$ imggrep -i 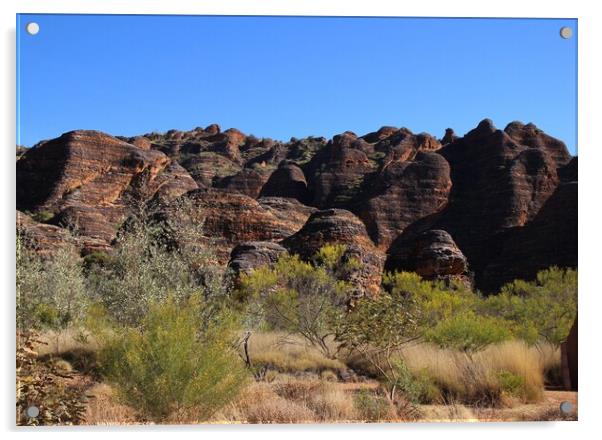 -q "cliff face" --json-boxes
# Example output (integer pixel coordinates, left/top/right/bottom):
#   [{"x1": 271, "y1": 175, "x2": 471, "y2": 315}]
[{"x1": 16, "y1": 119, "x2": 577, "y2": 293}]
